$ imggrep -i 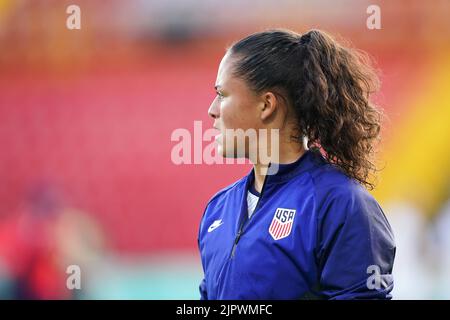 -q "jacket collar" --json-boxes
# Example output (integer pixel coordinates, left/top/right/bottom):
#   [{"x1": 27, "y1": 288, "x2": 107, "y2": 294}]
[{"x1": 245, "y1": 149, "x2": 325, "y2": 186}]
